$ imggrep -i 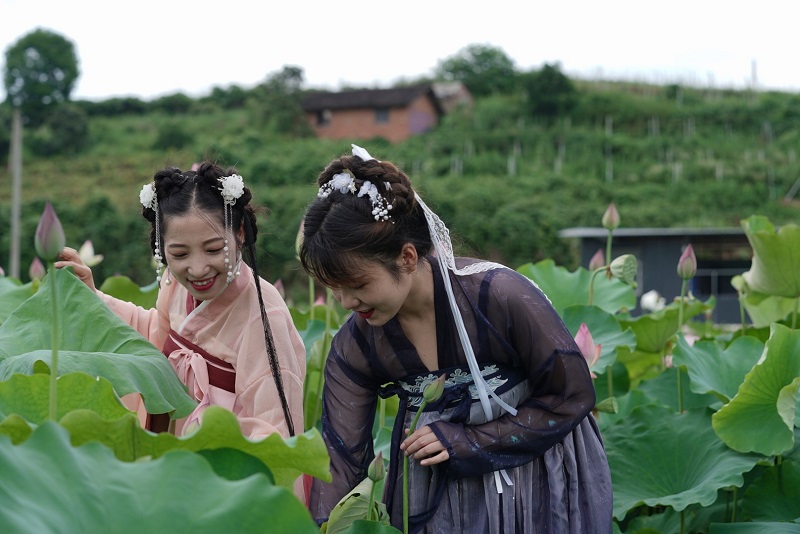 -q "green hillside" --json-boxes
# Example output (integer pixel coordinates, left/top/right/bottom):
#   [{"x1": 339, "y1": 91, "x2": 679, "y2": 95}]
[{"x1": 2, "y1": 78, "x2": 799, "y2": 304}]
